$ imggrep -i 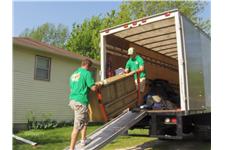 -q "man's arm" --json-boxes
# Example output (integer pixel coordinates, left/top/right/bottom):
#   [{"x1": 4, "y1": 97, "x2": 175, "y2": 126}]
[
  {"x1": 90, "y1": 85, "x2": 98, "y2": 92},
  {"x1": 124, "y1": 68, "x2": 129, "y2": 73},
  {"x1": 90, "y1": 83, "x2": 103, "y2": 91},
  {"x1": 86, "y1": 72, "x2": 102, "y2": 92},
  {"x1": 125, "y1": 61, "x2": 130, "y2": 73},
  {"x1": 136, "y1": 66, "x2": 144, "y2": 73},
  {"x1": 86, "y1": 72, "x2": 97, "y2": 91},
  {"x1": 136, "y1": 56, "x2": 144, "y2": 73}
]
